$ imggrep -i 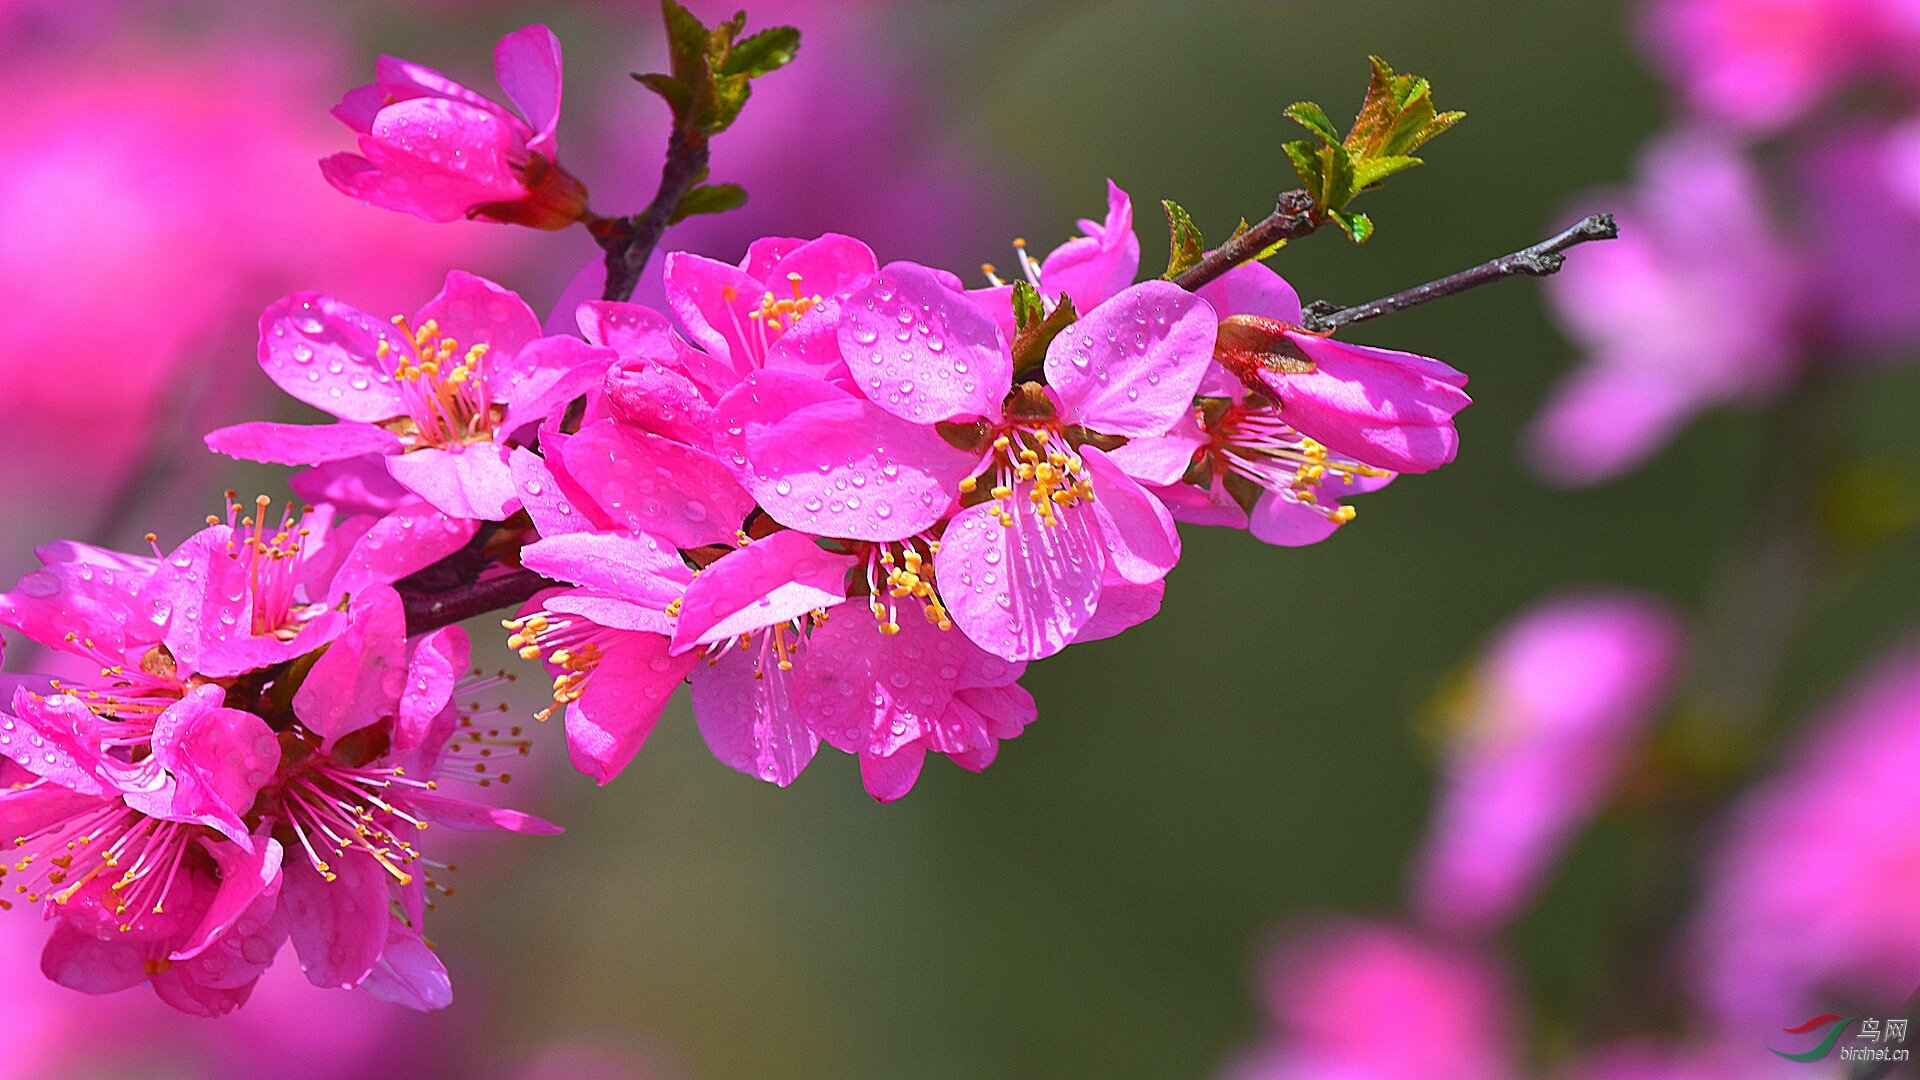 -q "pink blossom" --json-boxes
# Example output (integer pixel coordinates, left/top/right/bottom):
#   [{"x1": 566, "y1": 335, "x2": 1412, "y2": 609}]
[
  {"x1": 206, "y1": 272, "x2": 615, "y2": 520},
  {"x1": 1689, "y1": 636, "x2": 1920, "y2": 1027},
  {"x1": 1802, "y1": 118, "x2": 1920, "y2": 359},
  {"x1": 1410, "y1": 593, "x2": 1686, "y2": 935},
  {"x1": 1221, "y1": 919, "x2": 1521, "y2": 1080},
  {"x1": 1530, "y1": 131, "x2": 1800, "y2": 486},
  {"x1": 322, "y1": 25, "x2": 589, "y2": 230}
]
